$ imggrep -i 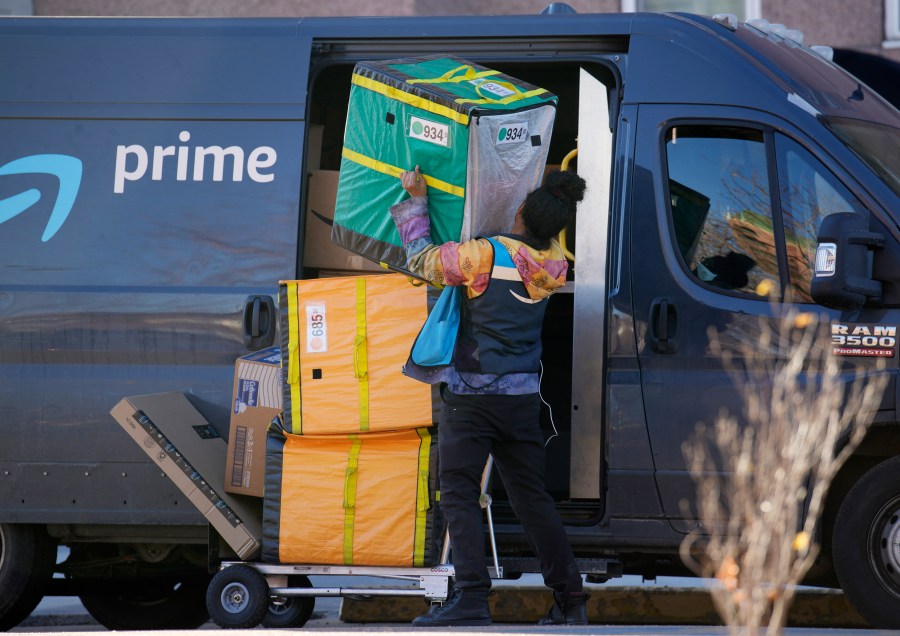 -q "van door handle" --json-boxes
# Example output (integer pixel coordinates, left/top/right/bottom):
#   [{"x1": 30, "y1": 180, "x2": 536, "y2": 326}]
[
  {"x1": 242, "y1": 295, "x2": 276, "y2": 350},
  {"x1": 649, "y1": 297, "x2": 678, "y2": 354}
]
